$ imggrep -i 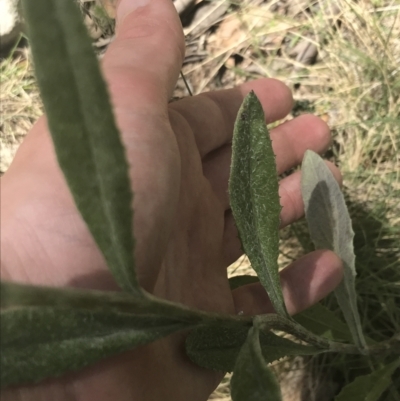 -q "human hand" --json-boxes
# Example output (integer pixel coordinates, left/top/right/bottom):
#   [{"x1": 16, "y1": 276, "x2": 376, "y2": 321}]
[{"x1": 0, "y1": 0, "x2": 343, "y2": 400}]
